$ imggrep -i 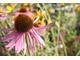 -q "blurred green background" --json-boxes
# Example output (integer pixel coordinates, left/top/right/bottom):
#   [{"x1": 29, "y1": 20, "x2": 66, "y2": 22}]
[{"x1": 0, "y1": 3, "x2": 80, "y2": 56}]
